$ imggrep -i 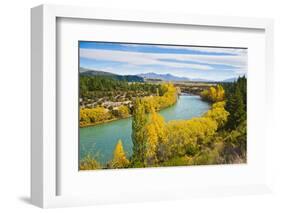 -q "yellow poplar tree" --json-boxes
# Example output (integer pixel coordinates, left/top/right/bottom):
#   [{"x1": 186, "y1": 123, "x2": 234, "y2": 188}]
[
  {"x1": 209, "y1": 87, "x2": 217, "y2": 102},
  {"x1": 200, "y1": 84, "x2": 225, "y2": 103},
  {"x1": 144, "y1": 109, "x2": 168, "y2": 166},
  {"x1": 216, "y1": 85, "x2": 225, "y2": 101},
  {"x1": 111, "y1": 139, "x2": 129, "y2": 169}
]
